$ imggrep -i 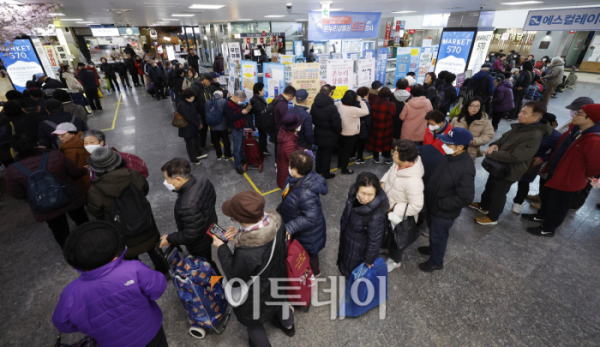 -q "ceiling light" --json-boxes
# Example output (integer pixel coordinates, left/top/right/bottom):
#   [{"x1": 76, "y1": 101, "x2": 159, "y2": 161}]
[
  {"x1": 60, "y1": 18, "x2": 84, "y2": 21},
  {"x1": 501, "y1": 1, "x2": 543, "y2": 5},
  {"x1": 265, "y1": 15, "x2": 285, "y2": 17},
  {"x1": 188, "y1": 4, "x2": 225, "y2": 9},
  {"x1": 310, "y1": 8, "x2": 343, "y2": 11},
  {"x1": 392, "y1": 11, "x2": 417, "y2": 14},
  {"x1": 76, "y1": 21, "x2": 94, "y2": 24},
  {"x1": 144, "y1": 2, "x2": 178, "y2": 6},
  {"x1": 161, "y1": 19, "x2": 180, "y2": 21},
  {"x1": 235, "y1": 19, "x2": 253, "y2": 21},
  {"x1": 172, "y1": 14, "x2": 194, "y2": 17},
  {"x1": 47, "y1": 12, "x2": 65, "y2": 16}
]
